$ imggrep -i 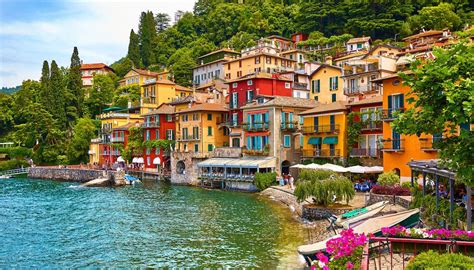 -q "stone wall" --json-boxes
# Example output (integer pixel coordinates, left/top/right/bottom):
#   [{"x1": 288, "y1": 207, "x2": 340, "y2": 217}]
[
  {"x1": 225, "y1": 181, "x2": 258, "y2": 192},
  {"x1": 170, "y1": 152, "x2": 205, "y2": 185},
  {"x1": 260, "y1": 186, "x2": 305, "y2": 216},
  {"x1": 368, "y1": 192, "x2": 412, "y2": 209},
  {"x1": 302, "y1": 205, "x2": 352, "y2": 221},
  {"x1": 28, "y1": 167, "x2": 108, "y2": 183}
]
